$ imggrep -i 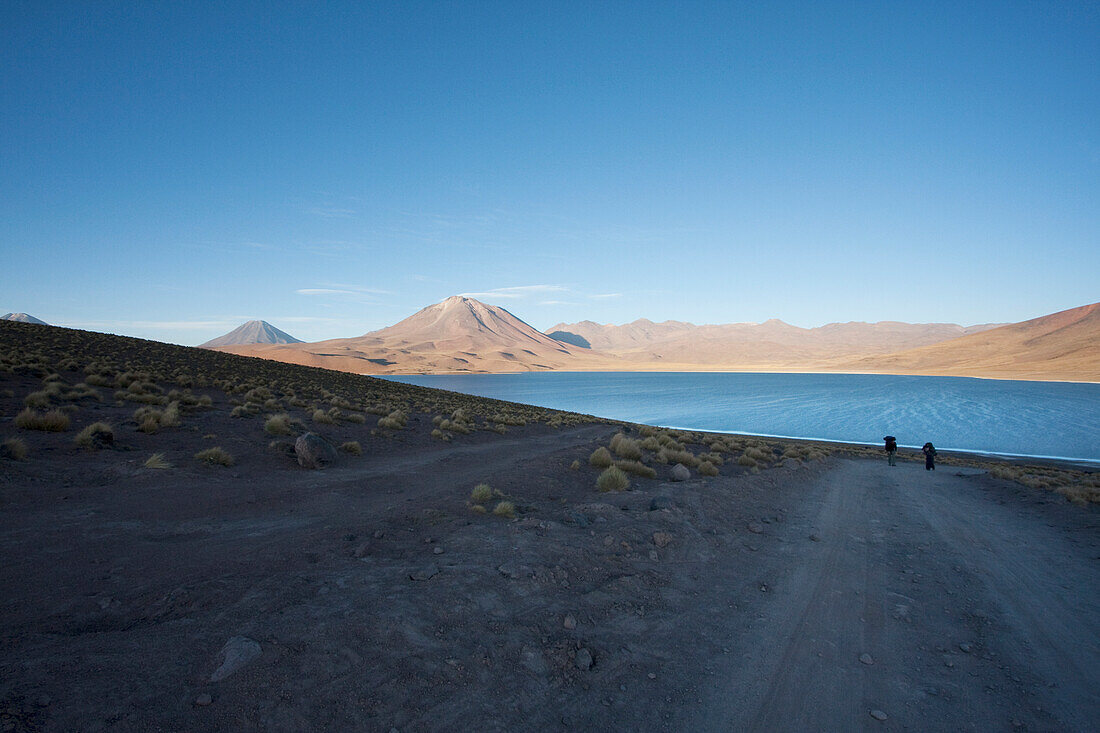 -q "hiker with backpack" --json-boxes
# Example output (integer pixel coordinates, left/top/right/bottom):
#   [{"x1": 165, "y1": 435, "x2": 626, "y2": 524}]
[
  {"x1": 922, "y1": 442, "x2": 937, "y2": 470},
  {"x1": 884, "y1": 435, "x2": 898, "y2": 466}
]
